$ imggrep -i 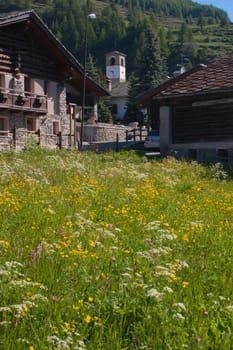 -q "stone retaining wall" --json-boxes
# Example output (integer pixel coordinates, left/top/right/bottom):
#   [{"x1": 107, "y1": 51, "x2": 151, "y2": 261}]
[{"x1": 78, "y1": 123, "x2": 132, "y2": 143}]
